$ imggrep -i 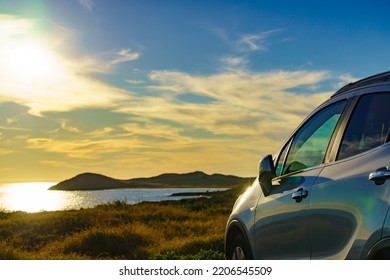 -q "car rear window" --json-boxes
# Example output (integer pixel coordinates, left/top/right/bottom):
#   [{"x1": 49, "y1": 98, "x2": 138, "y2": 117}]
[{"x1": 337, "y1": 92, "x2": 390, "y2": 160}]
